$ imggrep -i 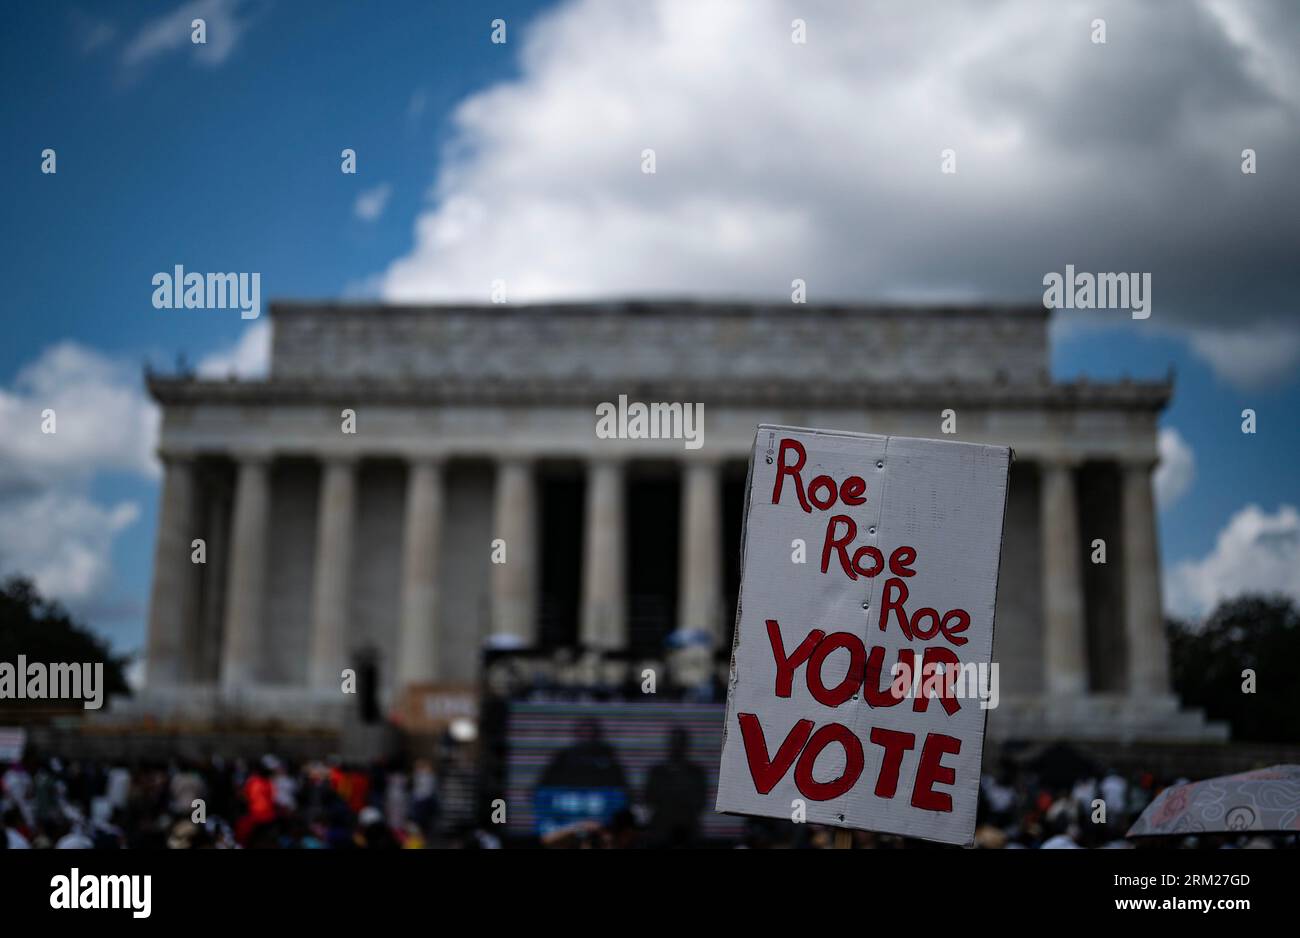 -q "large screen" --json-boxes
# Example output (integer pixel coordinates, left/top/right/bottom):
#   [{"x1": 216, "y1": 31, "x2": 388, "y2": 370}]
[{"x1": 503, "y1": 700, "x2": 746, "y2": 843}]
